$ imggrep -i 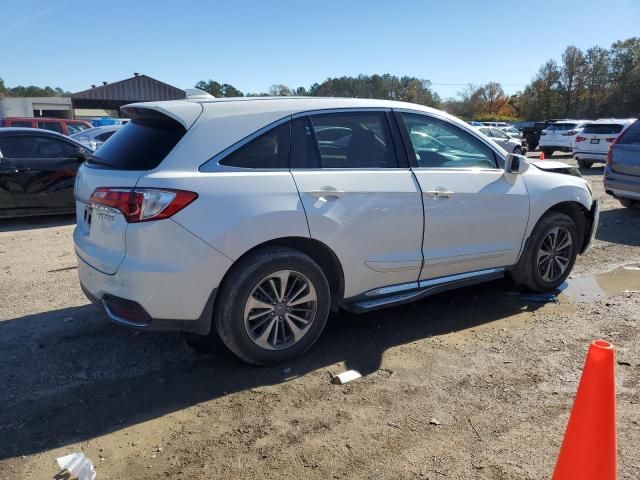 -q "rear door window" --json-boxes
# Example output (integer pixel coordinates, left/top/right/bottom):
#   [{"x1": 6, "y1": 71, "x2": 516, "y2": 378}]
[
  {"x1": 582, "y1": 124, "x2": 625, "y2": 135},
  {"x1": 0, "y1": 136, "x2": 38, "y2": 157},
  {"x1": 38, "y1": 121, "x2": 64, "y2": 134},
  {"x1": 218, "y1": 122, "x2": 290, "y2": 169},
  {"x1": 88, "y1": 114, "x2": 186, "y2": 170},
  {"x1": 66, "y1": 123, "x2": 85, "y2": 135},
  {"x1": 308, "y1": 111, "x2": 398, "y2": 168},
  {"x1": 618, "y1": 121, "x2": 640, "y2": 145}
]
